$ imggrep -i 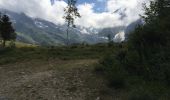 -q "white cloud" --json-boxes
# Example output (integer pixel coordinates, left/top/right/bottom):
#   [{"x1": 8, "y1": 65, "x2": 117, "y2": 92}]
[
  {"x1": 76, "y1": 3, "x2": 122, "y2": 28},
  {"x1": 0, "y1": 0, "x2": 150, "y2": 29},
  {"x1": 107, "y1": 0, "x2": 150, "y2": 26},
  {"x1": 0, "y1": 0, "x2": 67, "y2": 25}
]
